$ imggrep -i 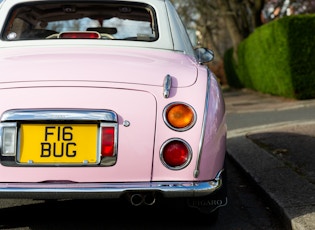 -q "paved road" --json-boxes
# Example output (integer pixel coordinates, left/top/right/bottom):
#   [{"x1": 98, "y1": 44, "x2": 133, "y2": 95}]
[{"x1": 224, "y1": 88, "x2": 315, "y2": 230}]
